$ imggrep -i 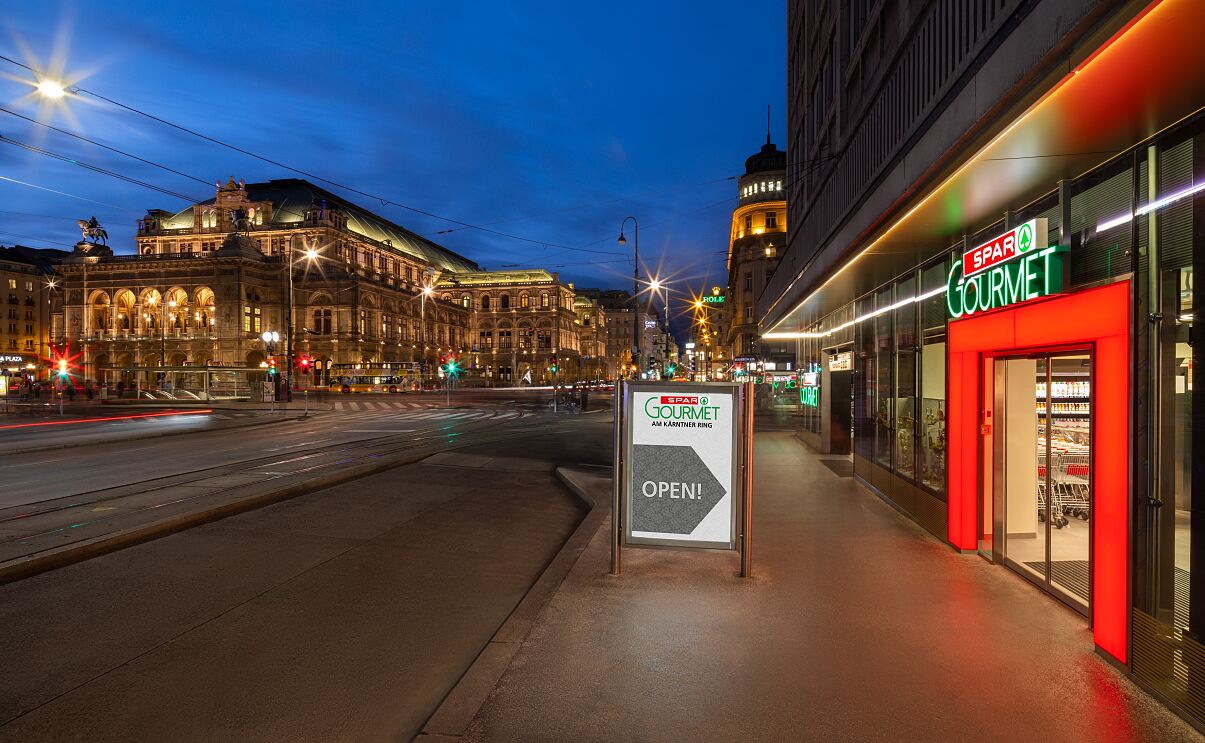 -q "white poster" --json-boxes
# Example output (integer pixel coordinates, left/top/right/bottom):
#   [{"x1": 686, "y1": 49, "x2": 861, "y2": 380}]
[{"x1": 627, "y1": 386, "x2": 737, "y2": 548}]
